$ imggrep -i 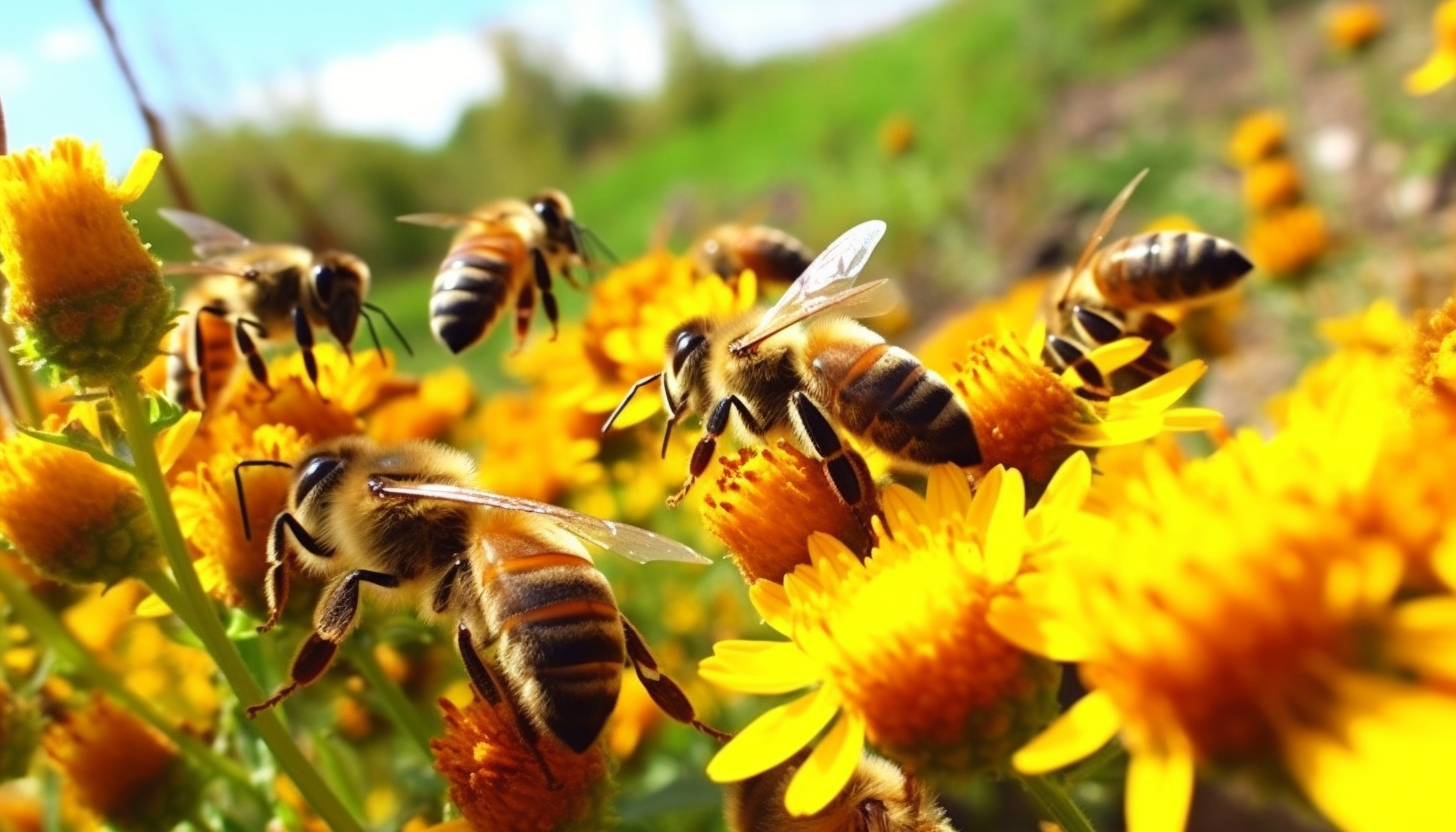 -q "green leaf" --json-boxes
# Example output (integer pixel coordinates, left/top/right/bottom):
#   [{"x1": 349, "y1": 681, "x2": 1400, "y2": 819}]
[
  {"x1": 13, "y1": 421, "x2": 133, "y2": 473},
  {"x1": 148, "y1": 391, "x2": 186, "y2": 431}
]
